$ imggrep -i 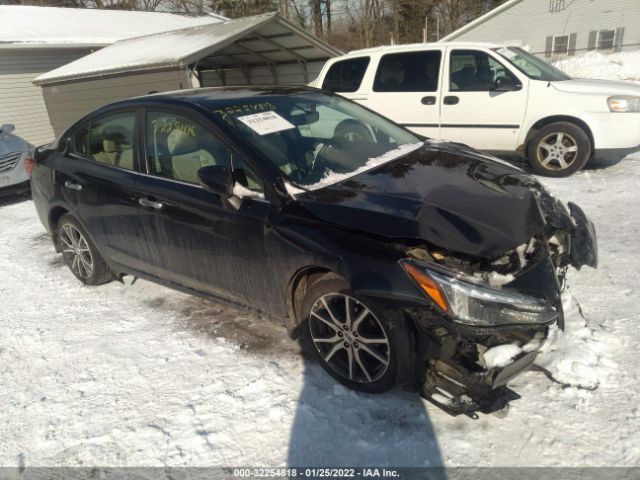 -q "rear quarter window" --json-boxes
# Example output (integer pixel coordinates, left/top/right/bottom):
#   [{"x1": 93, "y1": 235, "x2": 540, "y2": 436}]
[{"x1": 321, "y1": 57, "x2": 370, "y2": 93}]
